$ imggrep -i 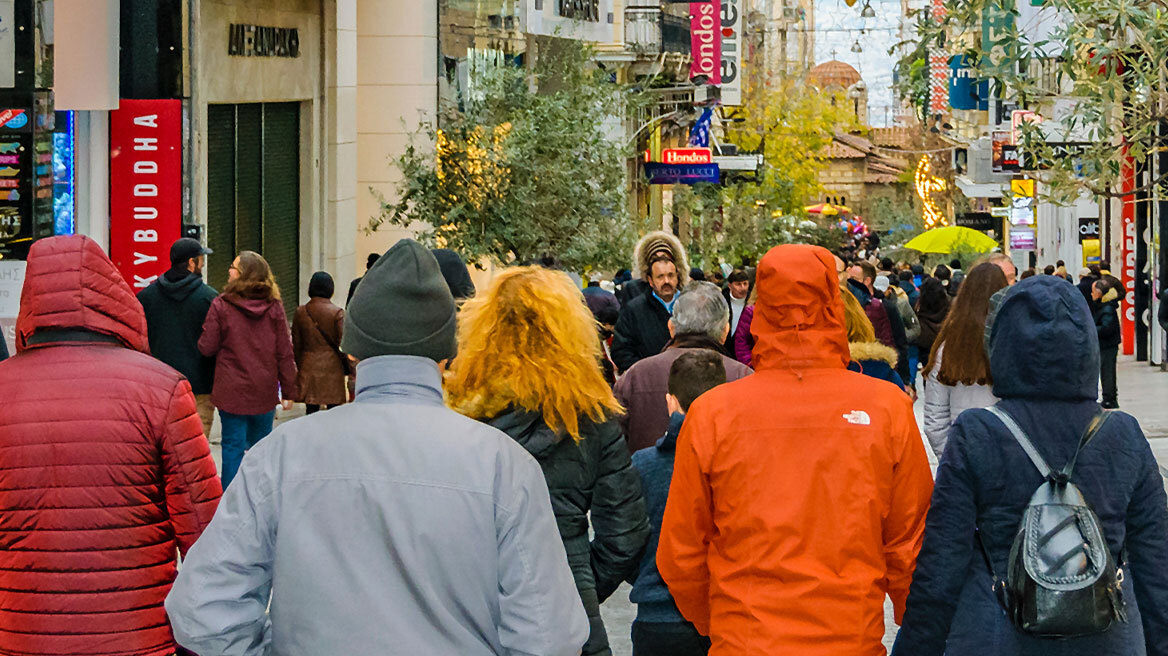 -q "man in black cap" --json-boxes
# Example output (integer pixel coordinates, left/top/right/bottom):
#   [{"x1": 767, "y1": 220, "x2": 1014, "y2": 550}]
[
  {"x1": 168, "y1": 239, "x2": 589, "y2": 655},
  {"x1": 138, "y1": 238, "x2": 219, "y2": 440}
]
